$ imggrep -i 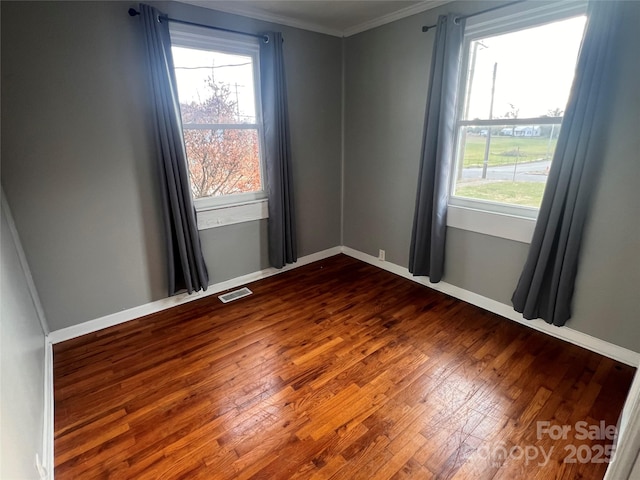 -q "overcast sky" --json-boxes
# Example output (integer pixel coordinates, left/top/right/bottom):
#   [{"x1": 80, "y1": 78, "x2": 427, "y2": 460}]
[
  {"x1": 172, "y1": 46, "x2": 257, "y2": 122},
  {"x1": 170, "y1": 14, "x2": 586, "y2": 125},
  {"x1": 465, "y1": 15, "x2": 587, "y2": 120}
]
